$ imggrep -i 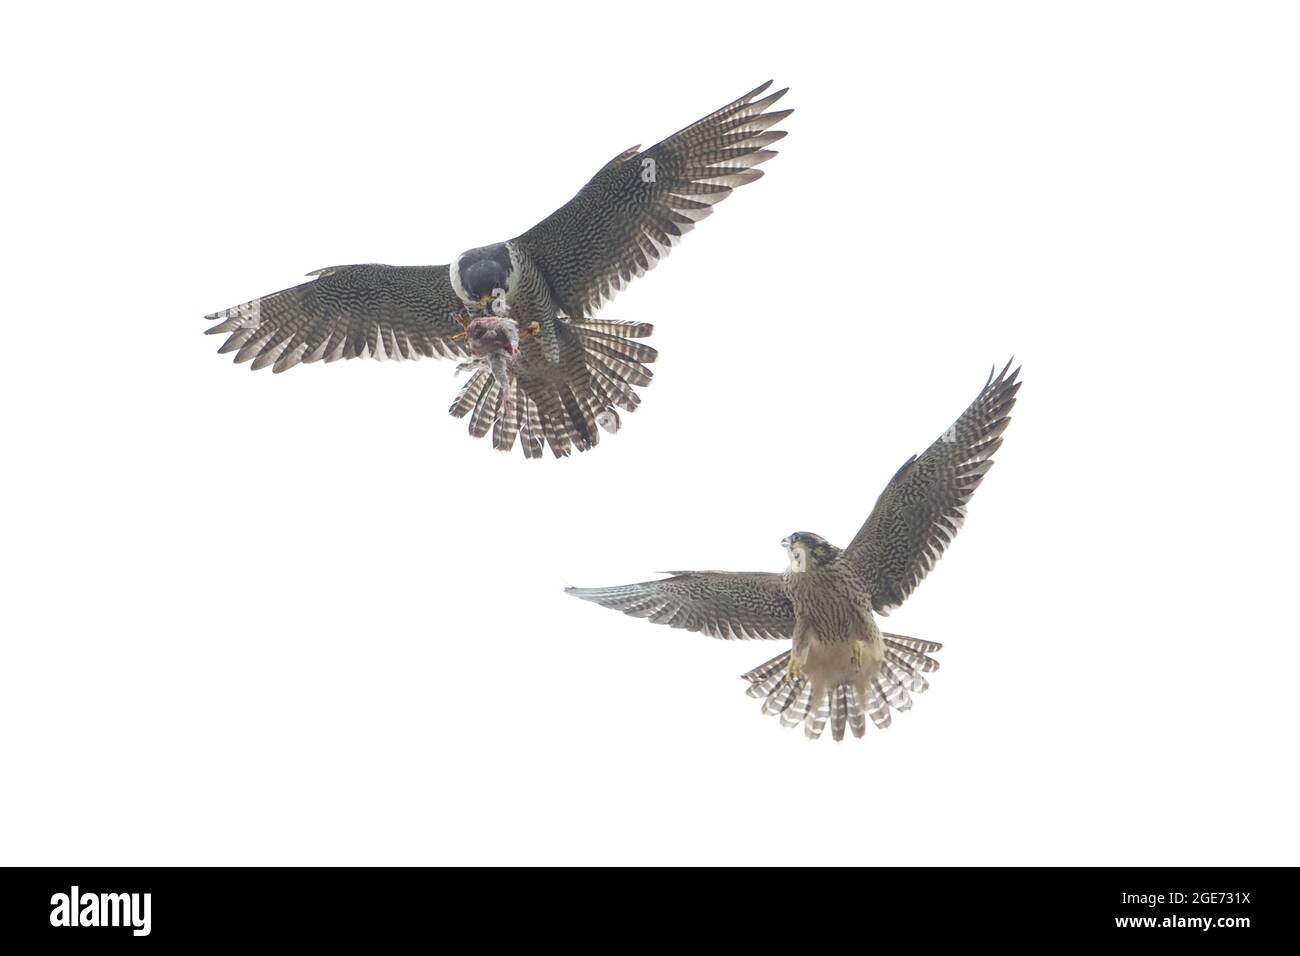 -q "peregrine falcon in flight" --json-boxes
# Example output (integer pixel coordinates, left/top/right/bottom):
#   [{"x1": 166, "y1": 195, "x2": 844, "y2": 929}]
[
  {"x1": 204, "y1": 81, "x2": 791, "y2": 458},
  {"x1": 567, "y1": 362, "x2": 1021, "y2": 740}
]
